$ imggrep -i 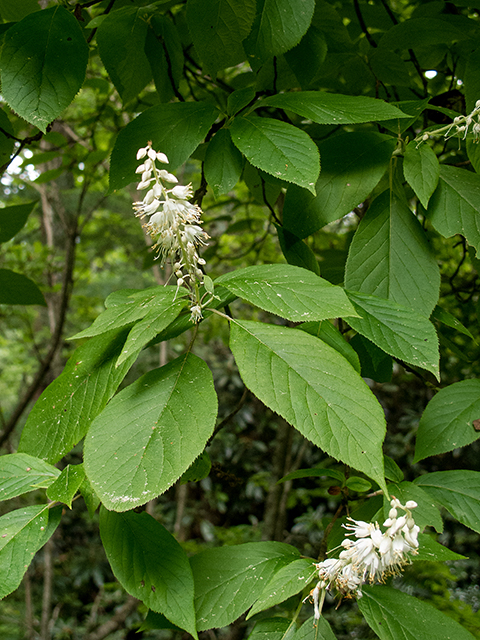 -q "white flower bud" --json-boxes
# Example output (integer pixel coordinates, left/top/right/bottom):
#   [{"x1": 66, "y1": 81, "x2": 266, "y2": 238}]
[
  {"x1": 148, "y1": 148, "x2": 157, "y2": 160},
  {"x1": 157, "y1": 152, "x2": 169, "y2": 164},
  {"x1": 136, "y1": 147, "x2": 147, "y2": 160},
  {"x1": 405, "y1": 500, "x2": 417, "y2": 509}
]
